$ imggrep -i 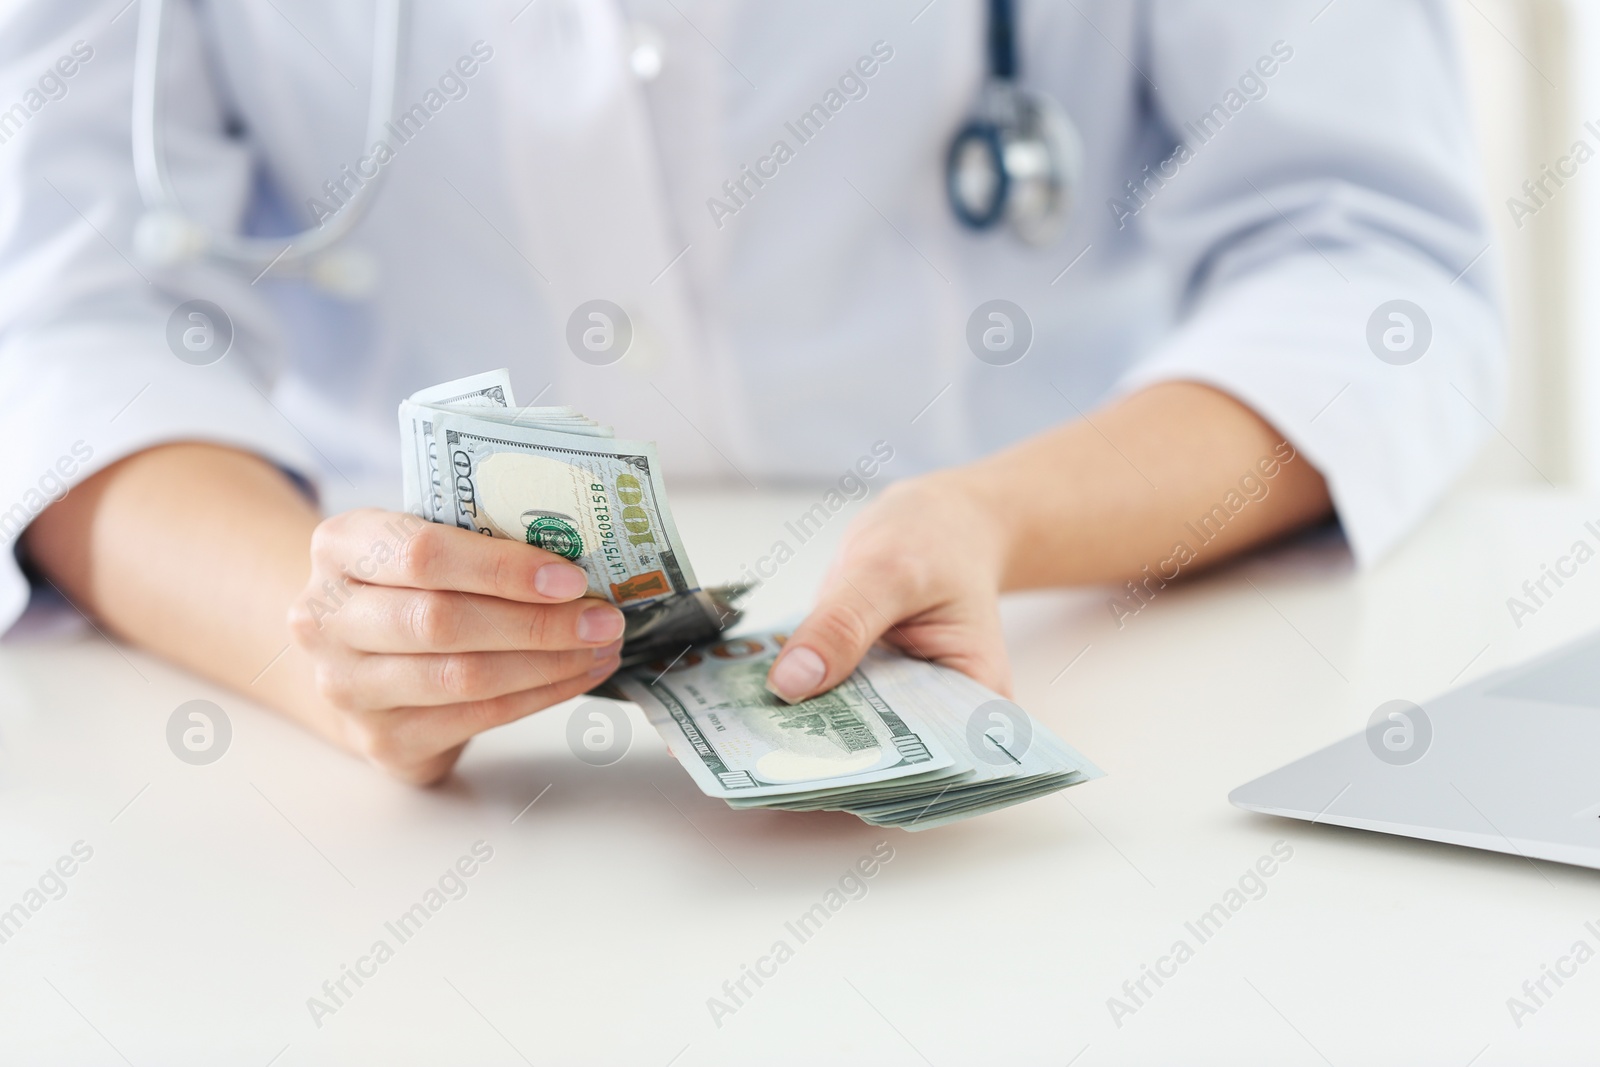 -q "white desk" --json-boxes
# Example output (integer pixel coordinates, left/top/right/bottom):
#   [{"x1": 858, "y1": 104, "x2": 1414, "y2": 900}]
[{"x1": 2, "y1": 488, "x2": 1598, "y2": 1065}]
